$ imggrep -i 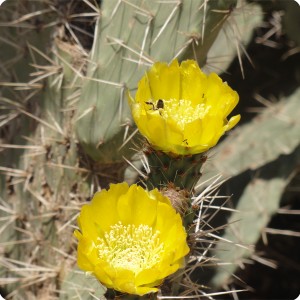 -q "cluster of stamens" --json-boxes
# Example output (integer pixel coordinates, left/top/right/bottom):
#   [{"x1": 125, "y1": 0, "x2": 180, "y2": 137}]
[{"x1": 97, "y1": 222, "x2": 164, "y2": 273}]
